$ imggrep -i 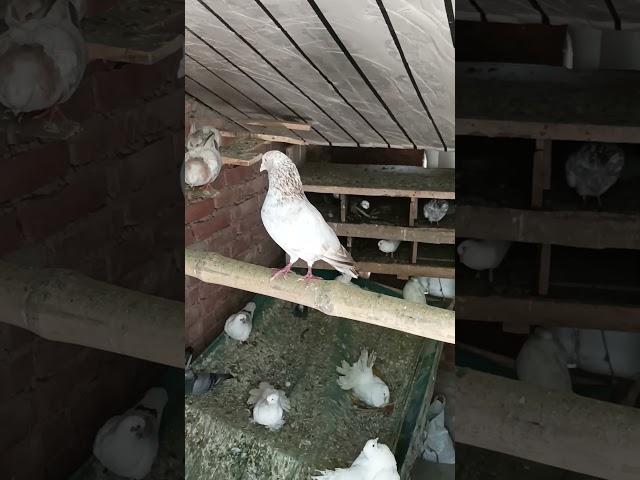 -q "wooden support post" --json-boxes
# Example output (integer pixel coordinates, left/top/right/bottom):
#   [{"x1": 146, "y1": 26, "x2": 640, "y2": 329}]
[
  {"x1": 538, "y1": 243, "x2": 552, "y2": 295},
  {"x1": 347, "y1": 236, "x2": 353, "y2": 251},
  {"x1": 185, "y1": 249, "x2": 455, "y2": 343},
  {"x1": 531, "y1": 139, "x2": 552, "y2": 208},
  {"x1": 409, "y1": 197, "x2": 418, "y2": 226},
  {"x1": 340, "y1": 194, "x2": 348, "y2": 223},
  {"x1": 411, "y1": 241, "x2": 419, "y2": 264},
  {"x1": 0, "y1": 261, "x2": 183, "y2": 368},
  {"x1": 455, "y1": 368, "x2": 640, "y2": 480}
]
